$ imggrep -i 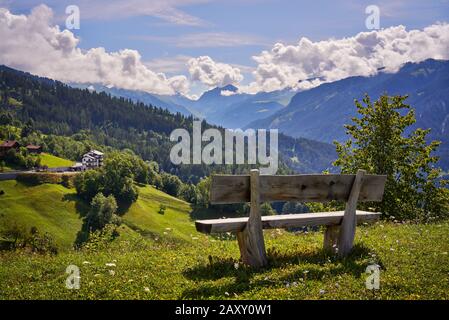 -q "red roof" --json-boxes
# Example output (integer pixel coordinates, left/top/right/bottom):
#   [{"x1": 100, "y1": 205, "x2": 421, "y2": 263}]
[
  {"x1": 26, "y1": 144, "x2": 42, "y2": 150},
  {"x1": 0, "y1": 140, "x2": 19, "y2": 148}
]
